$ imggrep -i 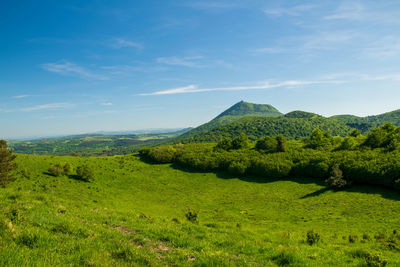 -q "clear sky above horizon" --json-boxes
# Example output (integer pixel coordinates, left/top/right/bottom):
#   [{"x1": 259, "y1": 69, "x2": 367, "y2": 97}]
[{"x1": 1, "y1": 0, "x2": 400, "y2": 139}]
